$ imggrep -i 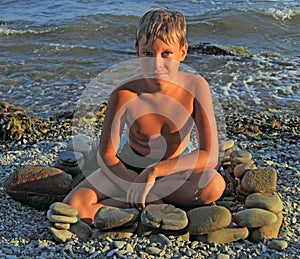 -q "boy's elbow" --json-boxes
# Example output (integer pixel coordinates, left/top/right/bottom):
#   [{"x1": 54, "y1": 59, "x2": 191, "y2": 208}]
[{"x1": 97, "y1": 151, "x2": 119, "y2": 168}]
